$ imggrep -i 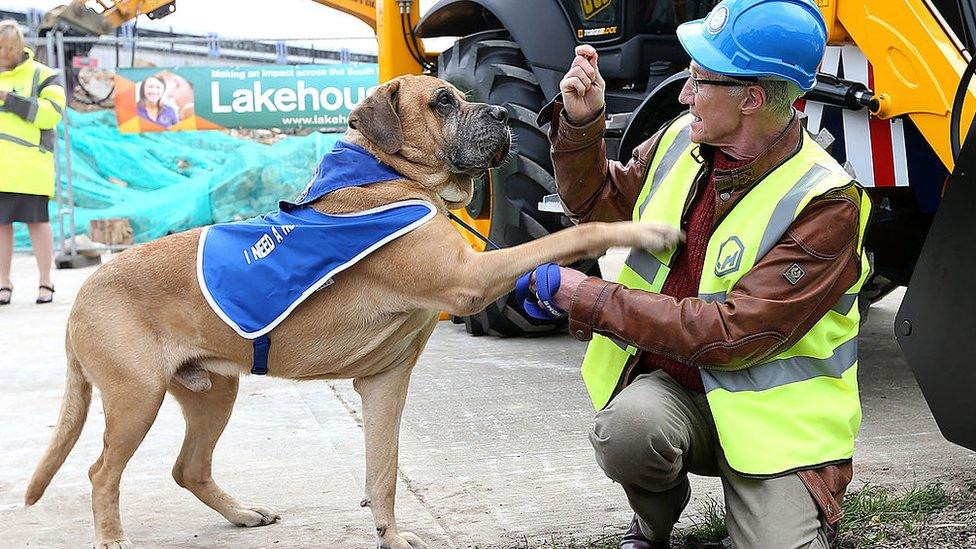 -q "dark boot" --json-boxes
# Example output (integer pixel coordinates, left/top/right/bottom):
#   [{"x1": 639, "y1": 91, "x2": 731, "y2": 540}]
[{"x1": 619, "y1": 514, "x2": 670, "y2": 549}]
